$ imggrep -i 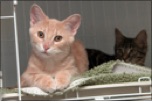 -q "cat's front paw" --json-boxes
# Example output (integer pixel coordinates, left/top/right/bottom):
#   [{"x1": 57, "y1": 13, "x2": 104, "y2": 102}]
[
  {"x1": 55, "y1": 79, "x2": 69, "y2": 91},
  {"x1": 39, "y1": 76, "x2": 56, "y2": 93},
  {"x1": 55, "y1": 75, "x2": 71, "y2": 91}
]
